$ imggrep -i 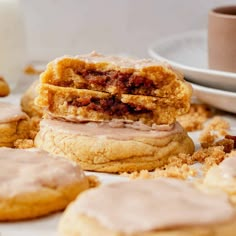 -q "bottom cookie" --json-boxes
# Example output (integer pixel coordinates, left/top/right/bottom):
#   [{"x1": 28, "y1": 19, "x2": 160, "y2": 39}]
[
  {"x1": 35, "y1": 119, "x2": 194, "y2": 173},
  {"x1": 59, "y1": 178, "x2": 236, "y2": 236},
  {"x1": 0, "y1": 148, "x2": 90, "y2": 221}
]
